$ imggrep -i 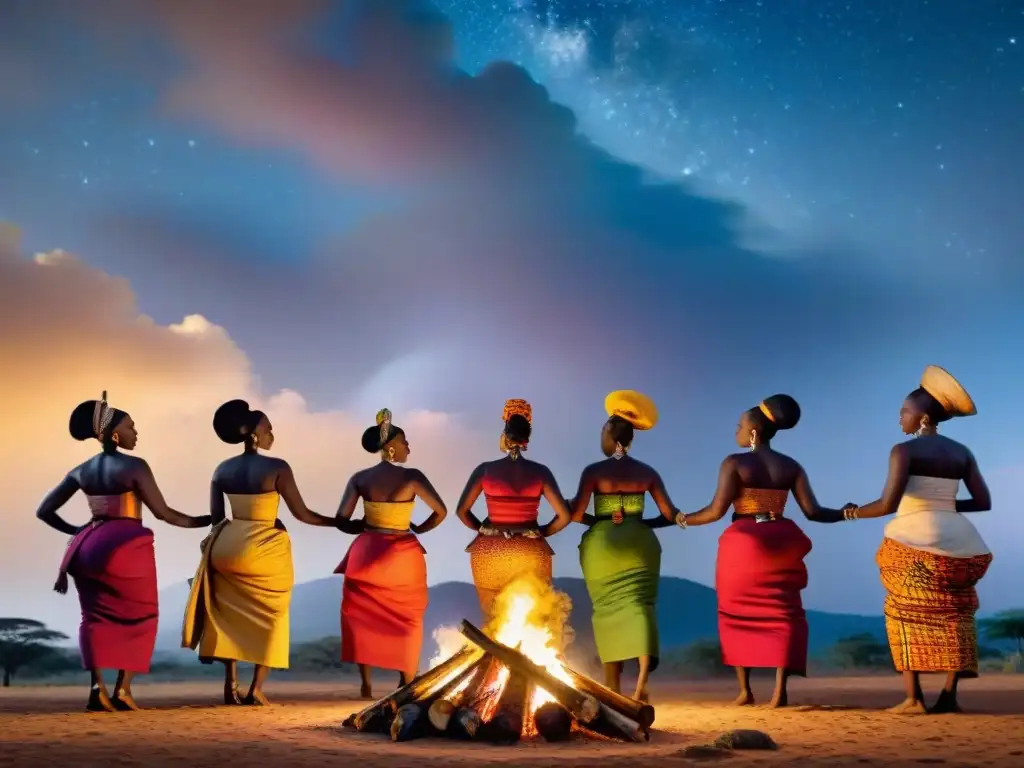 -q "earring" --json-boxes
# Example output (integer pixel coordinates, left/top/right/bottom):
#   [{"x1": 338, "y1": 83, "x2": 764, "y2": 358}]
[
  {"x1": 387, "y1": 446, "x2": 396, "y2": 461},
  {"x1": 749, "y1": 429, "x2": 757, "y2": 451},
  {"x1": 252, "y1": 434, "x2": 259, "y2": 448}
]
